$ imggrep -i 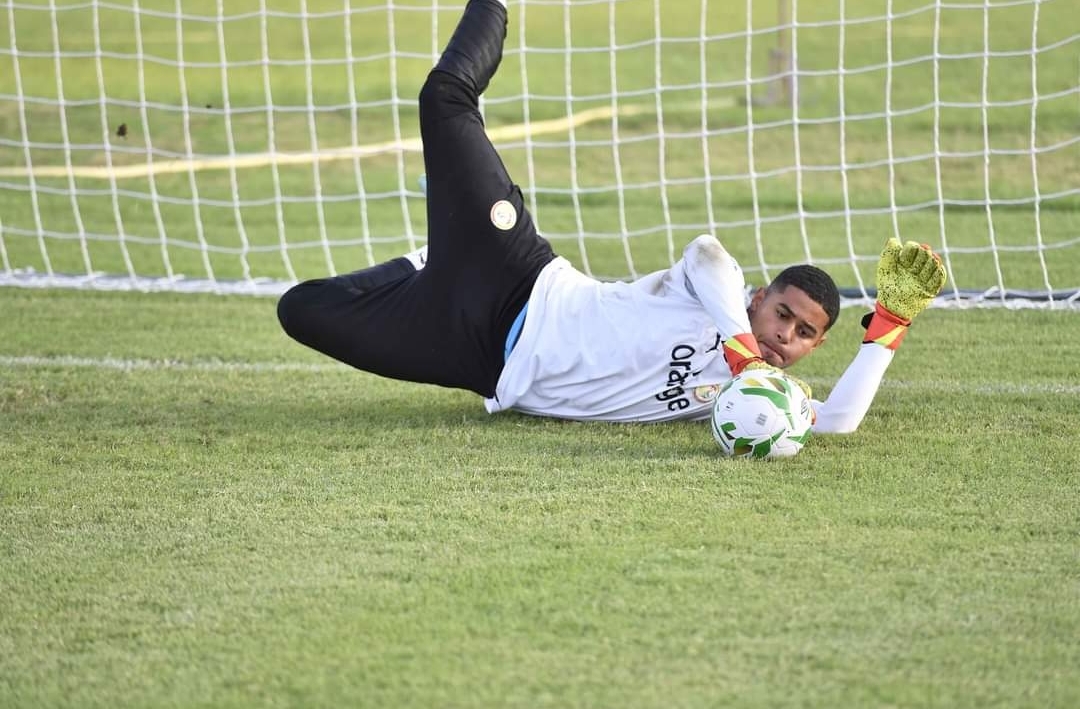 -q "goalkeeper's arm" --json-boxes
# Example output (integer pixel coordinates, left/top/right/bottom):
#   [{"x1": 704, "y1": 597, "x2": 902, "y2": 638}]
[
  {"x1": 675, "y1": 234, "x2": 755, "y2": 339},
  {"x1": 677, "y1": 234, "x2": 813, "y2": 397},
  {"x1": 813, "y1": 238, "x2": 947, "y2": 433}
]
